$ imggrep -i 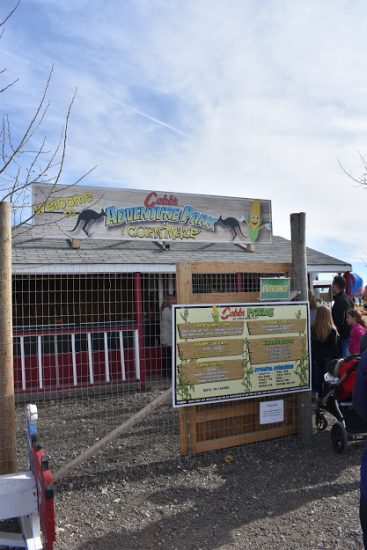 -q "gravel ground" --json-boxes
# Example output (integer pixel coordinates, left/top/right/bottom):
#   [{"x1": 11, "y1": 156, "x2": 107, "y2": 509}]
[{"x1": 2, "y1": 392, "x2": 365, "y2": 549}]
